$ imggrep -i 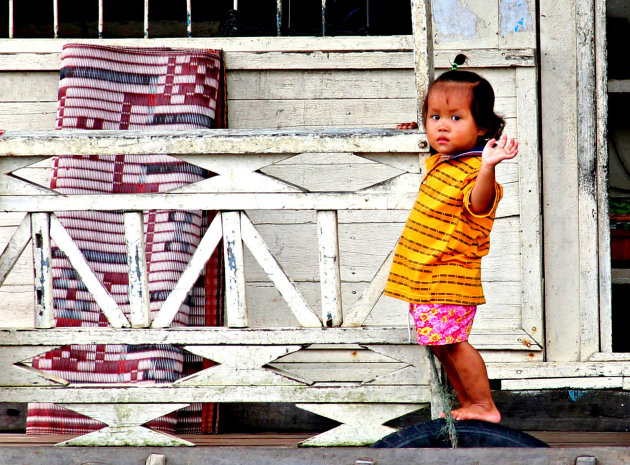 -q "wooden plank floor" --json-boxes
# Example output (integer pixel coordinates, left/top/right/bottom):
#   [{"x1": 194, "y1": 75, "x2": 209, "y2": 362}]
[{"x1": 0, "y1": 432, "x2": 629, "y2": 447}]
